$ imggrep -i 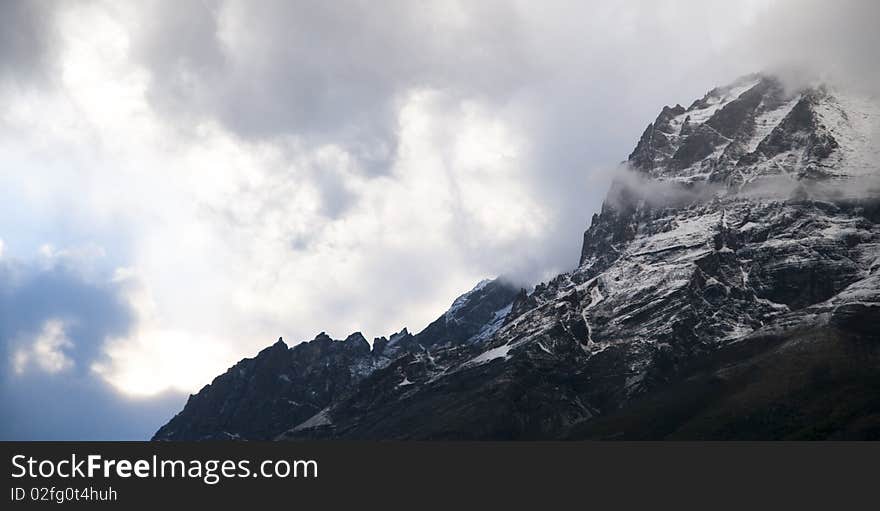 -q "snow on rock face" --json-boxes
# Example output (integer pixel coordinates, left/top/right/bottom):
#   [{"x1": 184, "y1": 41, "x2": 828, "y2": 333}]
[
  {"x1": 466, "y1": 343, "x2": 513, "y2": 366},
  {"x1": 628, "y1": 74, "x2": 880, "y2": 190},
  {"x1": 483, "y1": 74, "x2": 880, "y2": 402},
  {"x1": 291, "y1": 408, "x2": 332, "y2": 432},
  {"x1": 469, "y1": 303, "x2": 513, "y2": 343},
  {"x1": 815, "y1": 91, "x2": 880, "y2": 179}
]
